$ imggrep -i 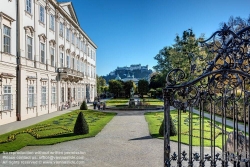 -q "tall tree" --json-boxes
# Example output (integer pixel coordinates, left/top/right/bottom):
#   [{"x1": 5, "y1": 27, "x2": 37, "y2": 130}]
[
  {"x1": 153, "y1": 46, "x2": 173, "y2": 75},
  {"x1": 138, "y1": 80, "x2": 149, "y2": 98},
  {"x1": 153, "y1": 29, "x2": 204, "y2": 81},
  {"x1": 108, "y1": 80, "x2": 123, "y2": 98},
  {"x1": 170, "y1": 29, "x2": 202, "y2": 78},
  {"x1": 221, "y1": 14, "x2": 250, "y2": 32},
  {"x1": 102, "y1": 86, "x2": 109, "y2": 94},
  {"x1": 123, "y1": 81, "x2": 134, "y2": 98},
  {"x1": 149, "y1": 72, "x2": 165, "y2": 89},
  {"x1": 96, "y1": 75, "x2": 106, "y2": 96}
]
